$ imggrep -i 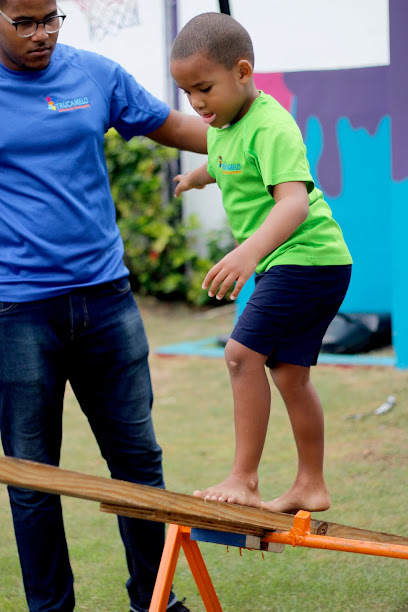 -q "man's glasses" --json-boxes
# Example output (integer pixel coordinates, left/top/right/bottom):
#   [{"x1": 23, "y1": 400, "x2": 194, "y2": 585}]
[{"x1": 0, "y1": 8, "x2": 66, "y2": 38}]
